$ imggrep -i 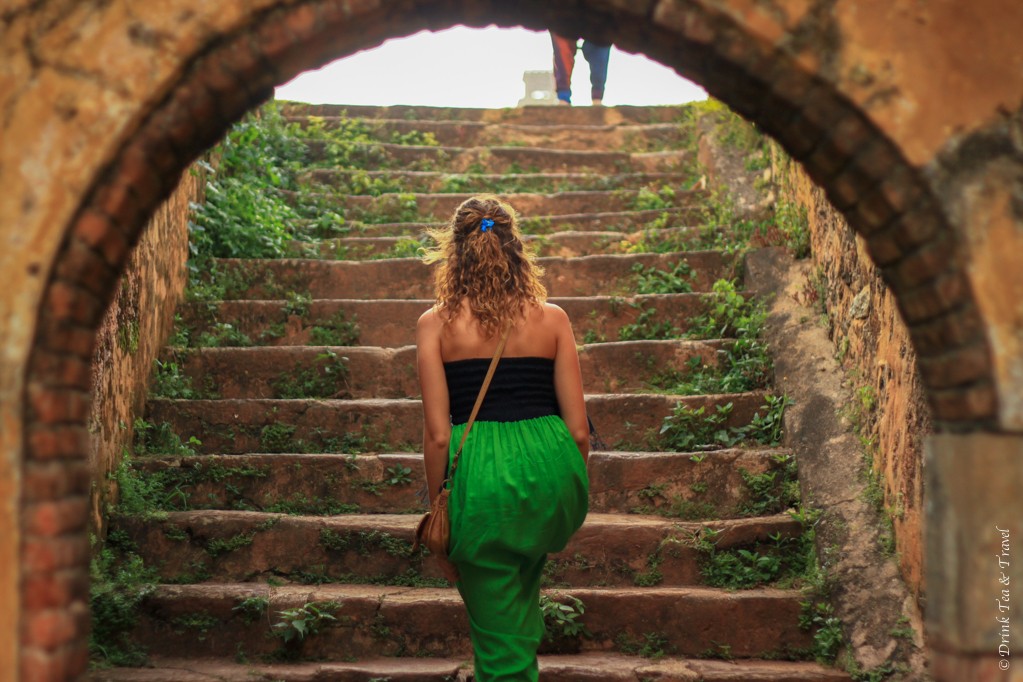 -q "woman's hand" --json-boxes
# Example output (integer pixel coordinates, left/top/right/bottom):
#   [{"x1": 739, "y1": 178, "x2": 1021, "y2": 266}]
[{"x1": 435, "y1": 554, "x2": 460, "y2": 583}]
